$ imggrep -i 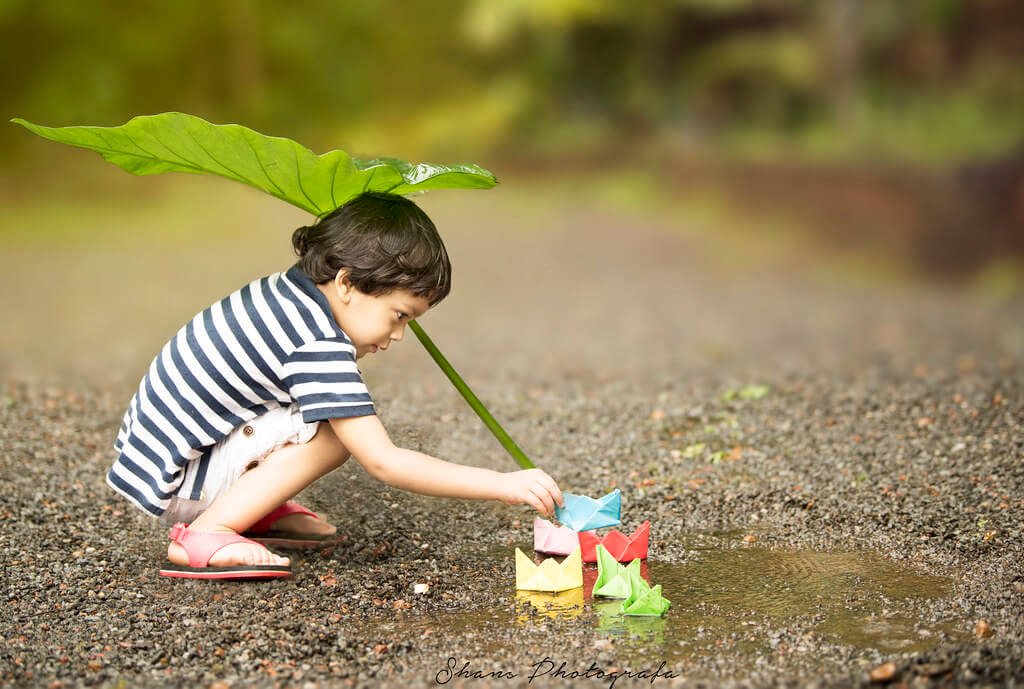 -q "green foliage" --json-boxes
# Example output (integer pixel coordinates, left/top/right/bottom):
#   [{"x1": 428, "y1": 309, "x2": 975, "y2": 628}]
[
  {"x1": 3, "y1": 2, "x2": 1022, "y2": 167},
  {"x1": 12, "y1": 113, "x2": 497, "y2": 216},
  {"x1": 689, "y1": 32, "x2": 819, "y2": 91},
  {"x1": 722, "y1": 385, "x2": 770, "y2": 401},
  {"x1": 682, "y1": 443, "x2": 706, "y2": 458}
]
